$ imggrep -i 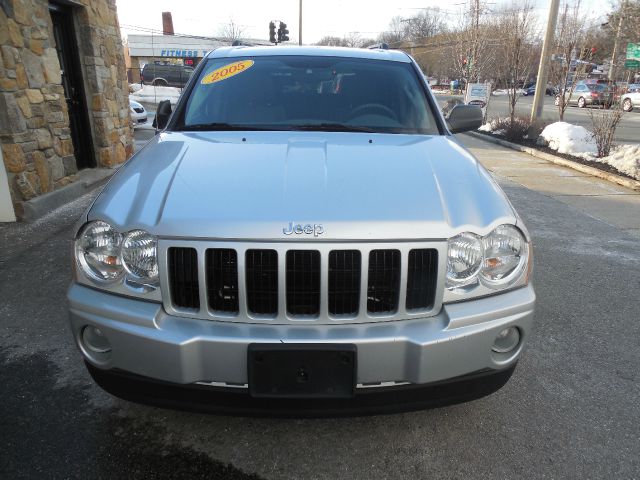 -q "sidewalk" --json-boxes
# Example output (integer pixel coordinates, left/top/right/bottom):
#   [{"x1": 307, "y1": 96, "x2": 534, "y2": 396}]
[{"x1": 460, "y1": 134, "x2": 640, "y2": 238}]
